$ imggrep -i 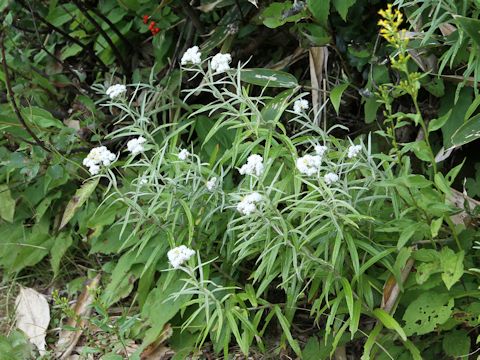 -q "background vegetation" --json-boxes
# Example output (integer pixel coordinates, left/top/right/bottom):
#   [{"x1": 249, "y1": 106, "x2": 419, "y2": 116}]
[{"x1": 1, "y1": 0, "x2": 480, "y2": 358}]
